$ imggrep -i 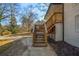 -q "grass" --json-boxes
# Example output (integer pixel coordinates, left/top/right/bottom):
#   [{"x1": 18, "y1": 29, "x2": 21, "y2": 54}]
[
  {"x1": 0, "y1": 39, "x2": 14, "y2": 54},
  {"x1": 0, "y1": 42, "x2": 13, "y2": 54},
  {"x1": 0, "y1": 39, "x2": 13, "y2": 46}
]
